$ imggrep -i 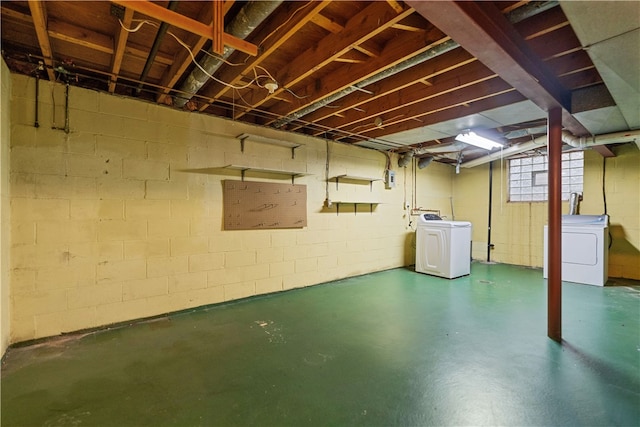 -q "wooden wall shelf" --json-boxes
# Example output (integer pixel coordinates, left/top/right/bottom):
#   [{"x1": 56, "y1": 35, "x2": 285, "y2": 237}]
[
  {"x1": 330, "y1": 174, "x2": 382, "y2": 191},
  {"x1": 237, "y1": 133, "x2": 303, "y2": 159},
  {"x1": 223, "y1": 165, "x2": 309, "y2": 183}
]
